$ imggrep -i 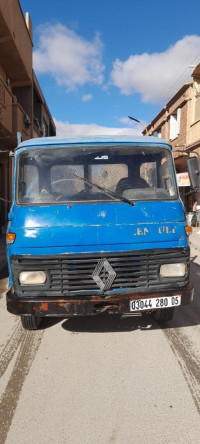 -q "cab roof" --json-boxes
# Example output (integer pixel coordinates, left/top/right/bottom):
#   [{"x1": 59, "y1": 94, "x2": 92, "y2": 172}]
[{"x1": 16, "y1": 135, "x2": 171, "y2": 150}]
